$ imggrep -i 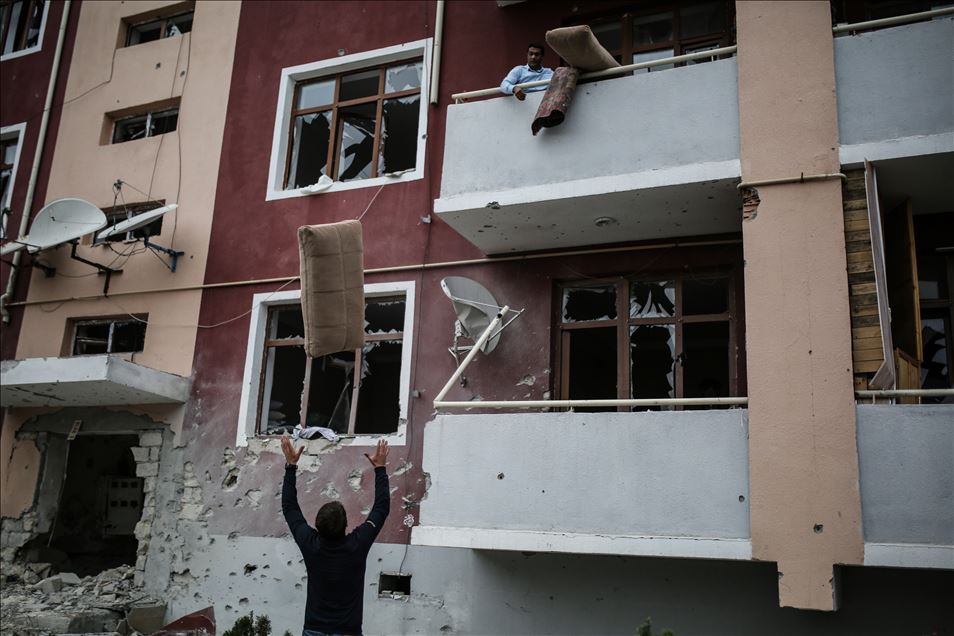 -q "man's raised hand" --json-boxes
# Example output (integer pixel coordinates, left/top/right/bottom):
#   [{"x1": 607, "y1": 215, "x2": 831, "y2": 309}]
[
  {"x1": 281, "y1": 434, "x2": 305, "y2": 465},
  {"x1": 364, "y1": 439, "x2": 389, "y2": 468}
]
